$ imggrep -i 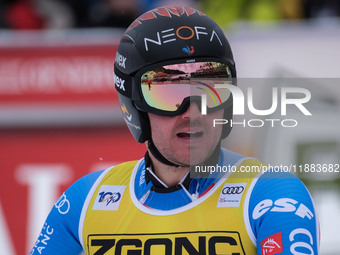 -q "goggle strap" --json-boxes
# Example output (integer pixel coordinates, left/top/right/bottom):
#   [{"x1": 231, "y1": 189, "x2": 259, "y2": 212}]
[{"x1": 114, "y1": 67, "x2": 133, "y2": 97}]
